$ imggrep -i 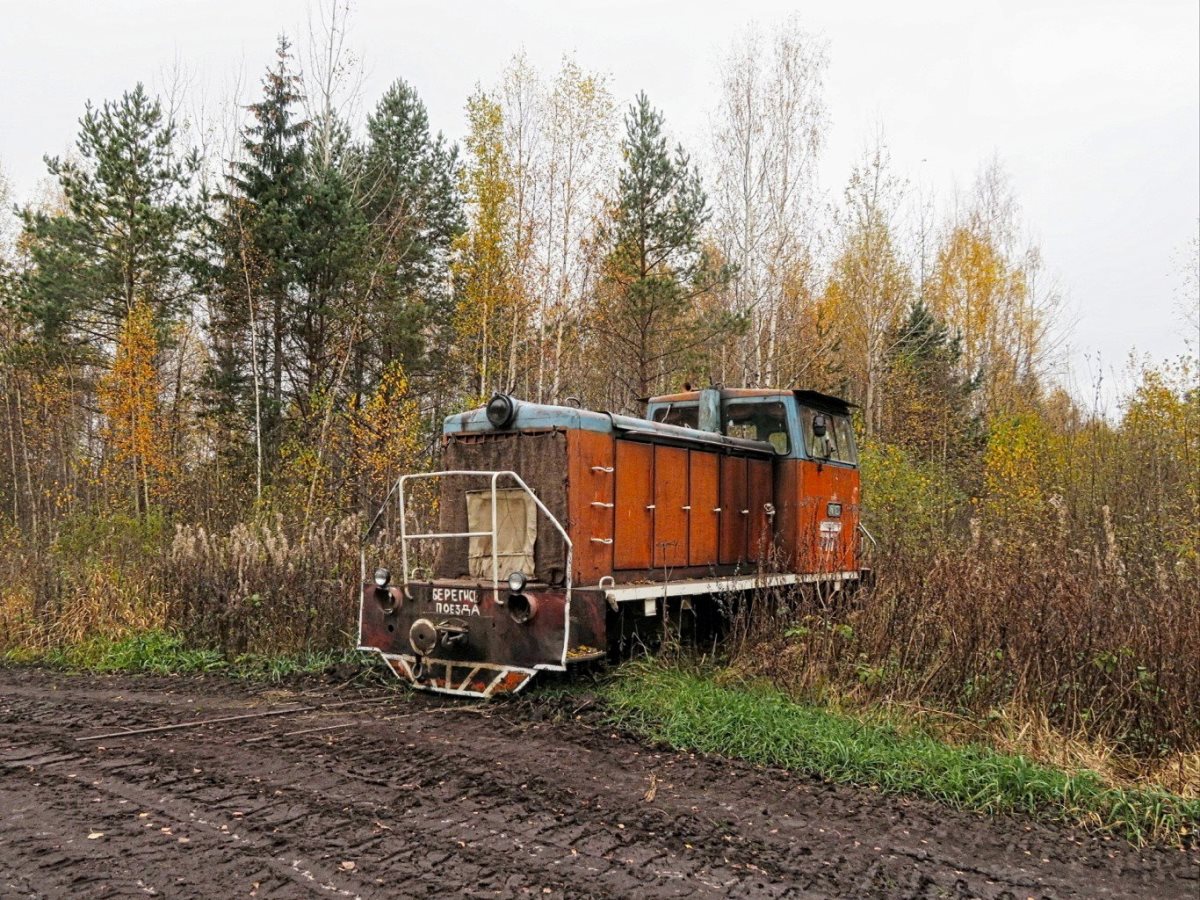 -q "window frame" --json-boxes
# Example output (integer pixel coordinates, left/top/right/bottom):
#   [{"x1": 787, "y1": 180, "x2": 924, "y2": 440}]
[
  {"x1": 798, "y1": 404, "x2": 858, "y2": 467},
  {"x1": 649, "y1": 401, "x2": 700, "y2": 429},
  {"x1": 719, "y1": 396, "x2": 795, "y2": 456}
]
